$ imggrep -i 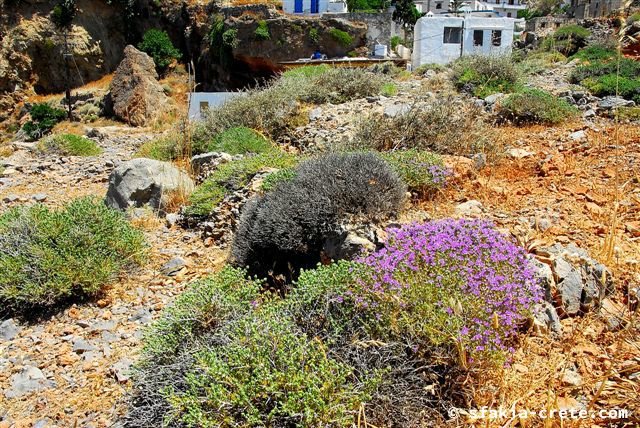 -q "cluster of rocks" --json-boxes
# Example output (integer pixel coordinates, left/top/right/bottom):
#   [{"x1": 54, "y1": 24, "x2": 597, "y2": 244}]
[{"x1": 532, "y1": 243, "x2": 614, "y2": 335}]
